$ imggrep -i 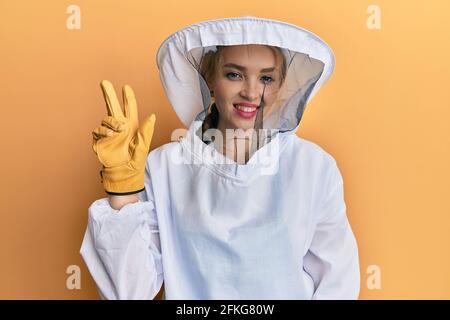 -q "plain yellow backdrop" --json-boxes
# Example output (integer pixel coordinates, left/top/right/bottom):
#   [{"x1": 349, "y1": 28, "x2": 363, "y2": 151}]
[{"x1": 1, "y1": 0, "x2": 449, "y2": 299}]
